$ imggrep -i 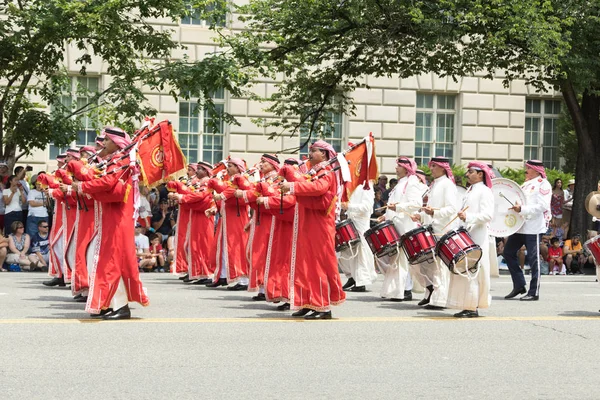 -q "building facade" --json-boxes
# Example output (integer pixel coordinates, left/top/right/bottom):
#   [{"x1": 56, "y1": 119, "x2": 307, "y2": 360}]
[{"x1": 22, "y1": 3, "x2": 563, "y2": 175}]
